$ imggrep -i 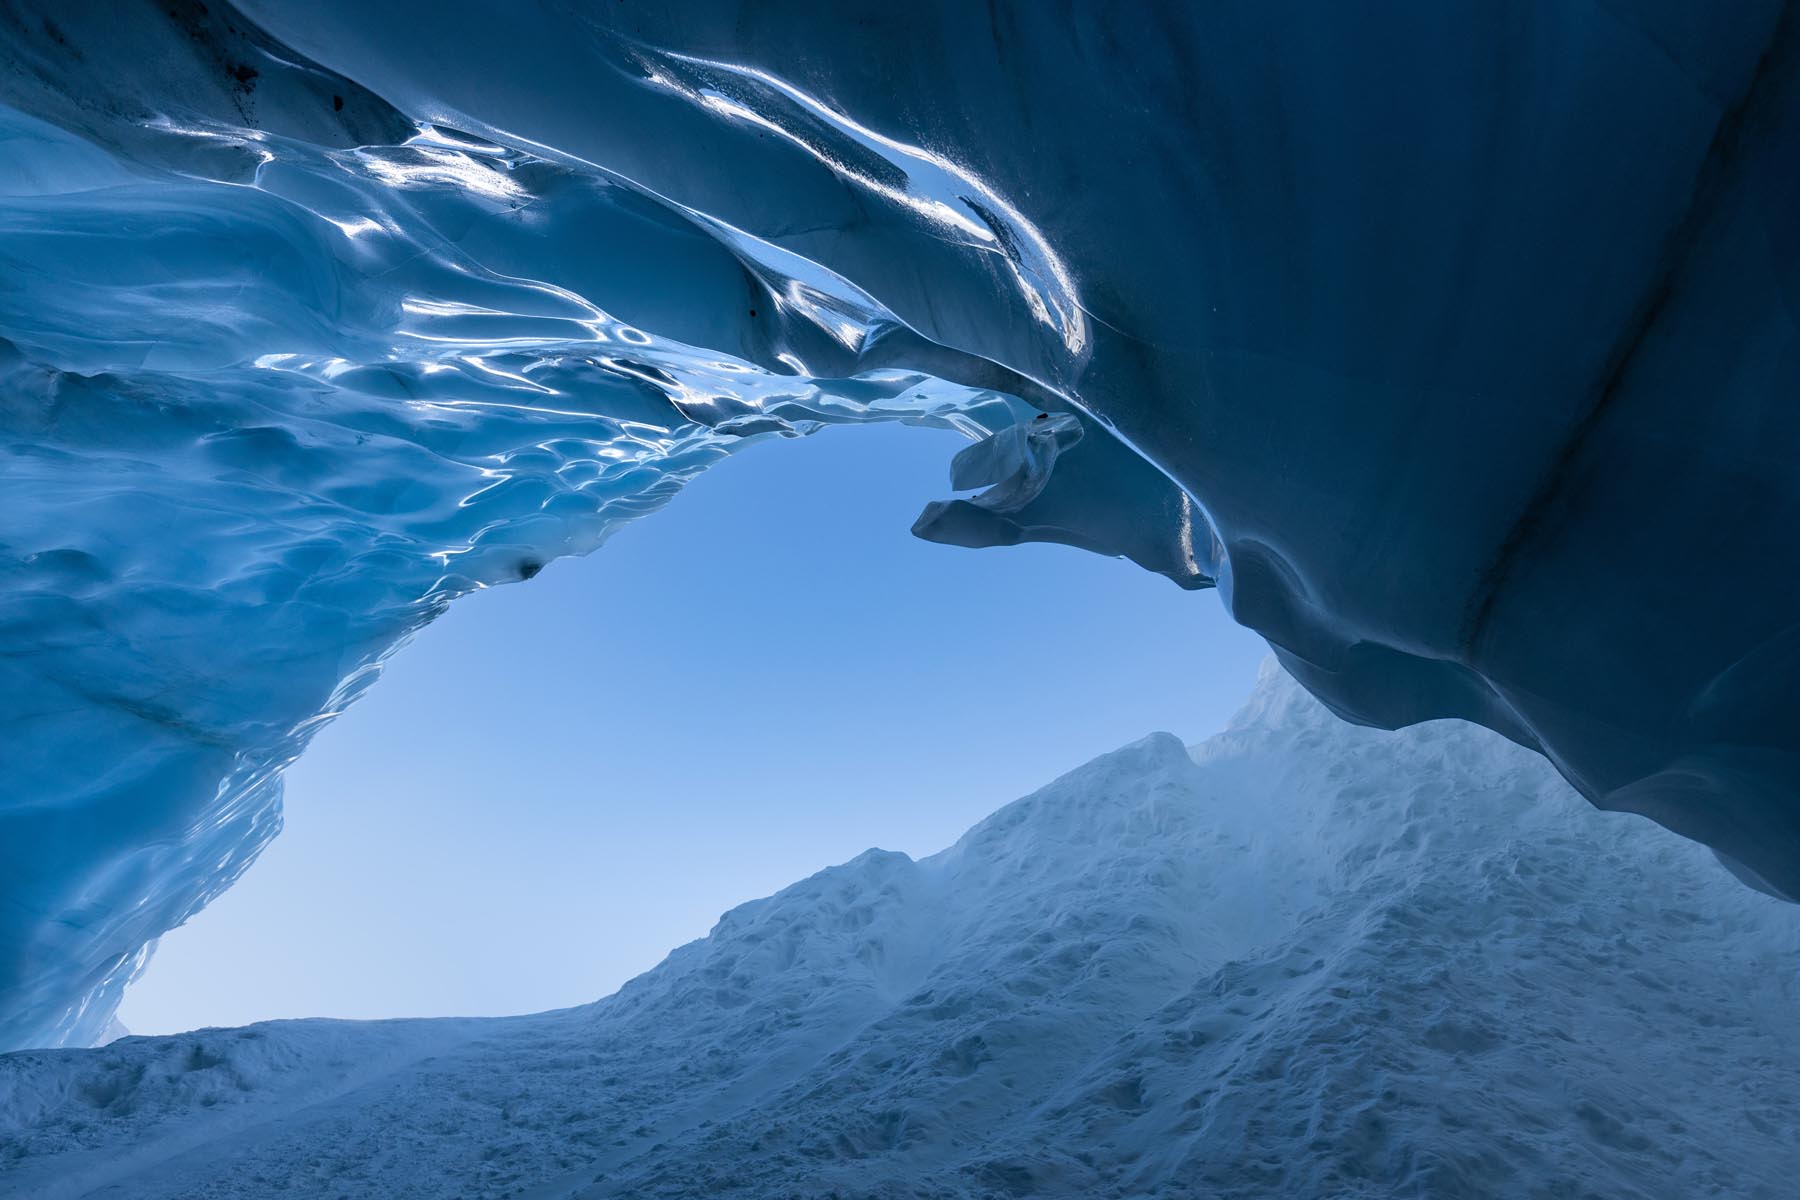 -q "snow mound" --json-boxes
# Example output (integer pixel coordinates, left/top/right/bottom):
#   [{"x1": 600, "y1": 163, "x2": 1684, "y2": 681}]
[{"x1": 4, "y1": 665, "x2": 1797, "y2": 1198}]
